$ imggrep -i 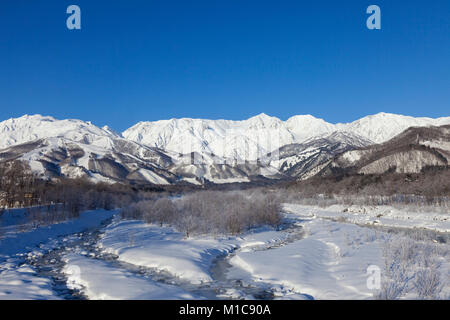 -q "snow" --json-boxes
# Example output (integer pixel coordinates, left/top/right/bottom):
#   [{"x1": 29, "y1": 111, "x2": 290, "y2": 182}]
[
  {"x1": 180, "y1": 177, "x2": 202, "y2": 185},
  {"x1": 98, "y1": 217, "x2": 297, "y2": 286},
  {"x1": 337, "y1": 112, "x2": 450, "y2": 144},
  {"x1": 0, "y1": 210, "x2": 116, "y2": 258},
  {"x1": 0, "y1": 209, "x2": 116, "y2": 299},
  {"x1": 28, "y1": 160, "x2": 46, "y2": 175},
  {"x1": 0, "y1": 114, "x2": 120, "y2": 150},
  {"x1": 95, "y1": 210, "x2": 387, "y2": 299},
  {"x1": 1, "y1": 112, "x2": 449, "y2": 185},
  {"x1": 0, "y1": 264, "x2": 56, "y2": 300},
  {"x1": 123, "y1": 112, "x2": 450, "y2": 160},
  {"x1": 0, "y1": 115, "x2": 179, "y2": 184},
  {"x1": 341, "y1": 150, "x2": 364, "y2": 164},
  {"x1": 123, "y1": 114, "x2": 293, "y2": 162},
  {"x1": 135, "y1": 168, "x2": 170, "y2": 185},
  {"x1": 421, "y1": 140, "x2": 450, "y2": 152},
  {"x1": 1, "y1": 202, "x2": 448, "y2": 300},
  {"x1": 62, "y1": 253, "x2": 197, "y2": 300},
  {"x1": 206, "y1": 177, "x2": 251, "y2": 184},
  {"x1": 98, "y1": 219, "x2": 237, "y2": 284},
  {"x1": 285, "y1": 115, "x2": 336, "y2": 142},
  {"x1": 358, "y1": 150, "x2": 446, "y2": 174},
  {"x1": 87, "y1": 172, "x2": 117, "y2": 184},
  {"x1": 95, "y1": 204, "x2": 449, "y2": 300},
  {"x1": 227, "y1": 215, "x2": 384, "y2": 299},
  {"x1": 284, "y1": 203, "x2": 450, "y2": 233}
]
